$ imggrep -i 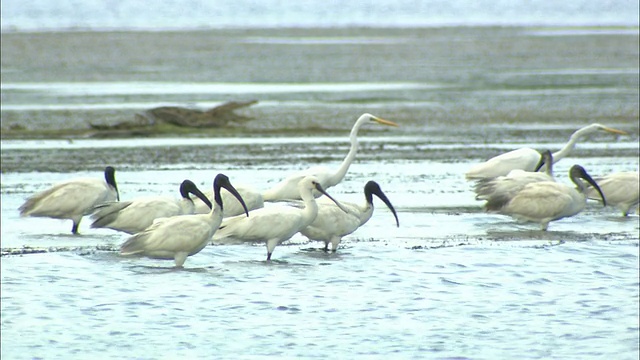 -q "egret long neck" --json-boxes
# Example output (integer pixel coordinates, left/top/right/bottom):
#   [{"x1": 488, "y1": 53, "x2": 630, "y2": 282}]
[
  {"x1": 552, "y1": 128, "x2": 589, "y2": 163},
  {"x1": 328, "y1": 124, "x2": 360, "y2": 186}
]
